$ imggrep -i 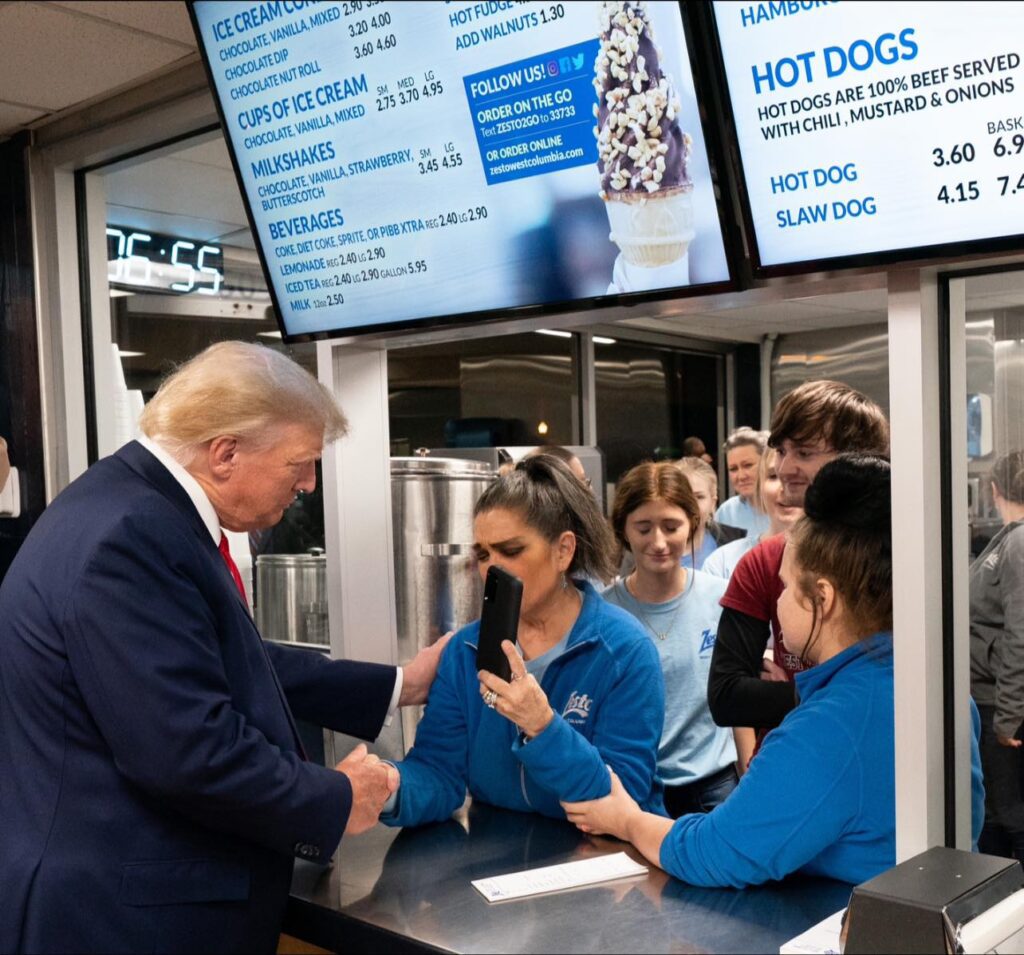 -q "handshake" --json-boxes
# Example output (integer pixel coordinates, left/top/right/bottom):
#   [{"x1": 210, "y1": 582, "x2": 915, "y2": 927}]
[
  {"x1": 337, "y1": 743, "x2": 399, "y2": 835},
  {"x1": 333, "y1": 632, "x2": 454, "y2": 835}
]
